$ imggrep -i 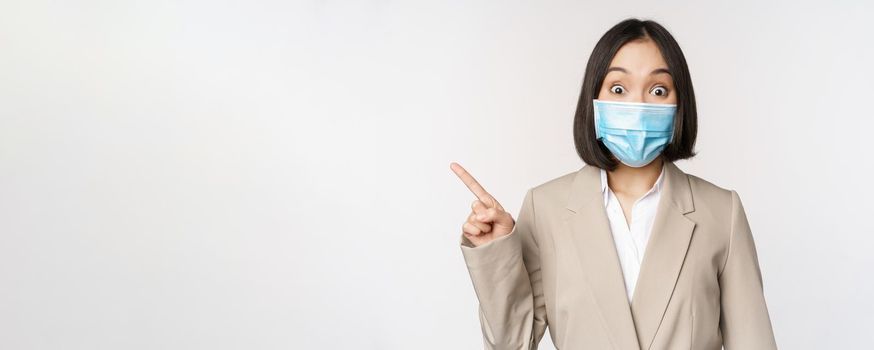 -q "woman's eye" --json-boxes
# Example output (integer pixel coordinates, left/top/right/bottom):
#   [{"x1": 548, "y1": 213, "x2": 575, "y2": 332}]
[
  {"x1": 610, "y1": 85, "x2": 625, "y2": 94},
  {"x1": 650, "y1": 86, "x2": 668, "y2": 96}
]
